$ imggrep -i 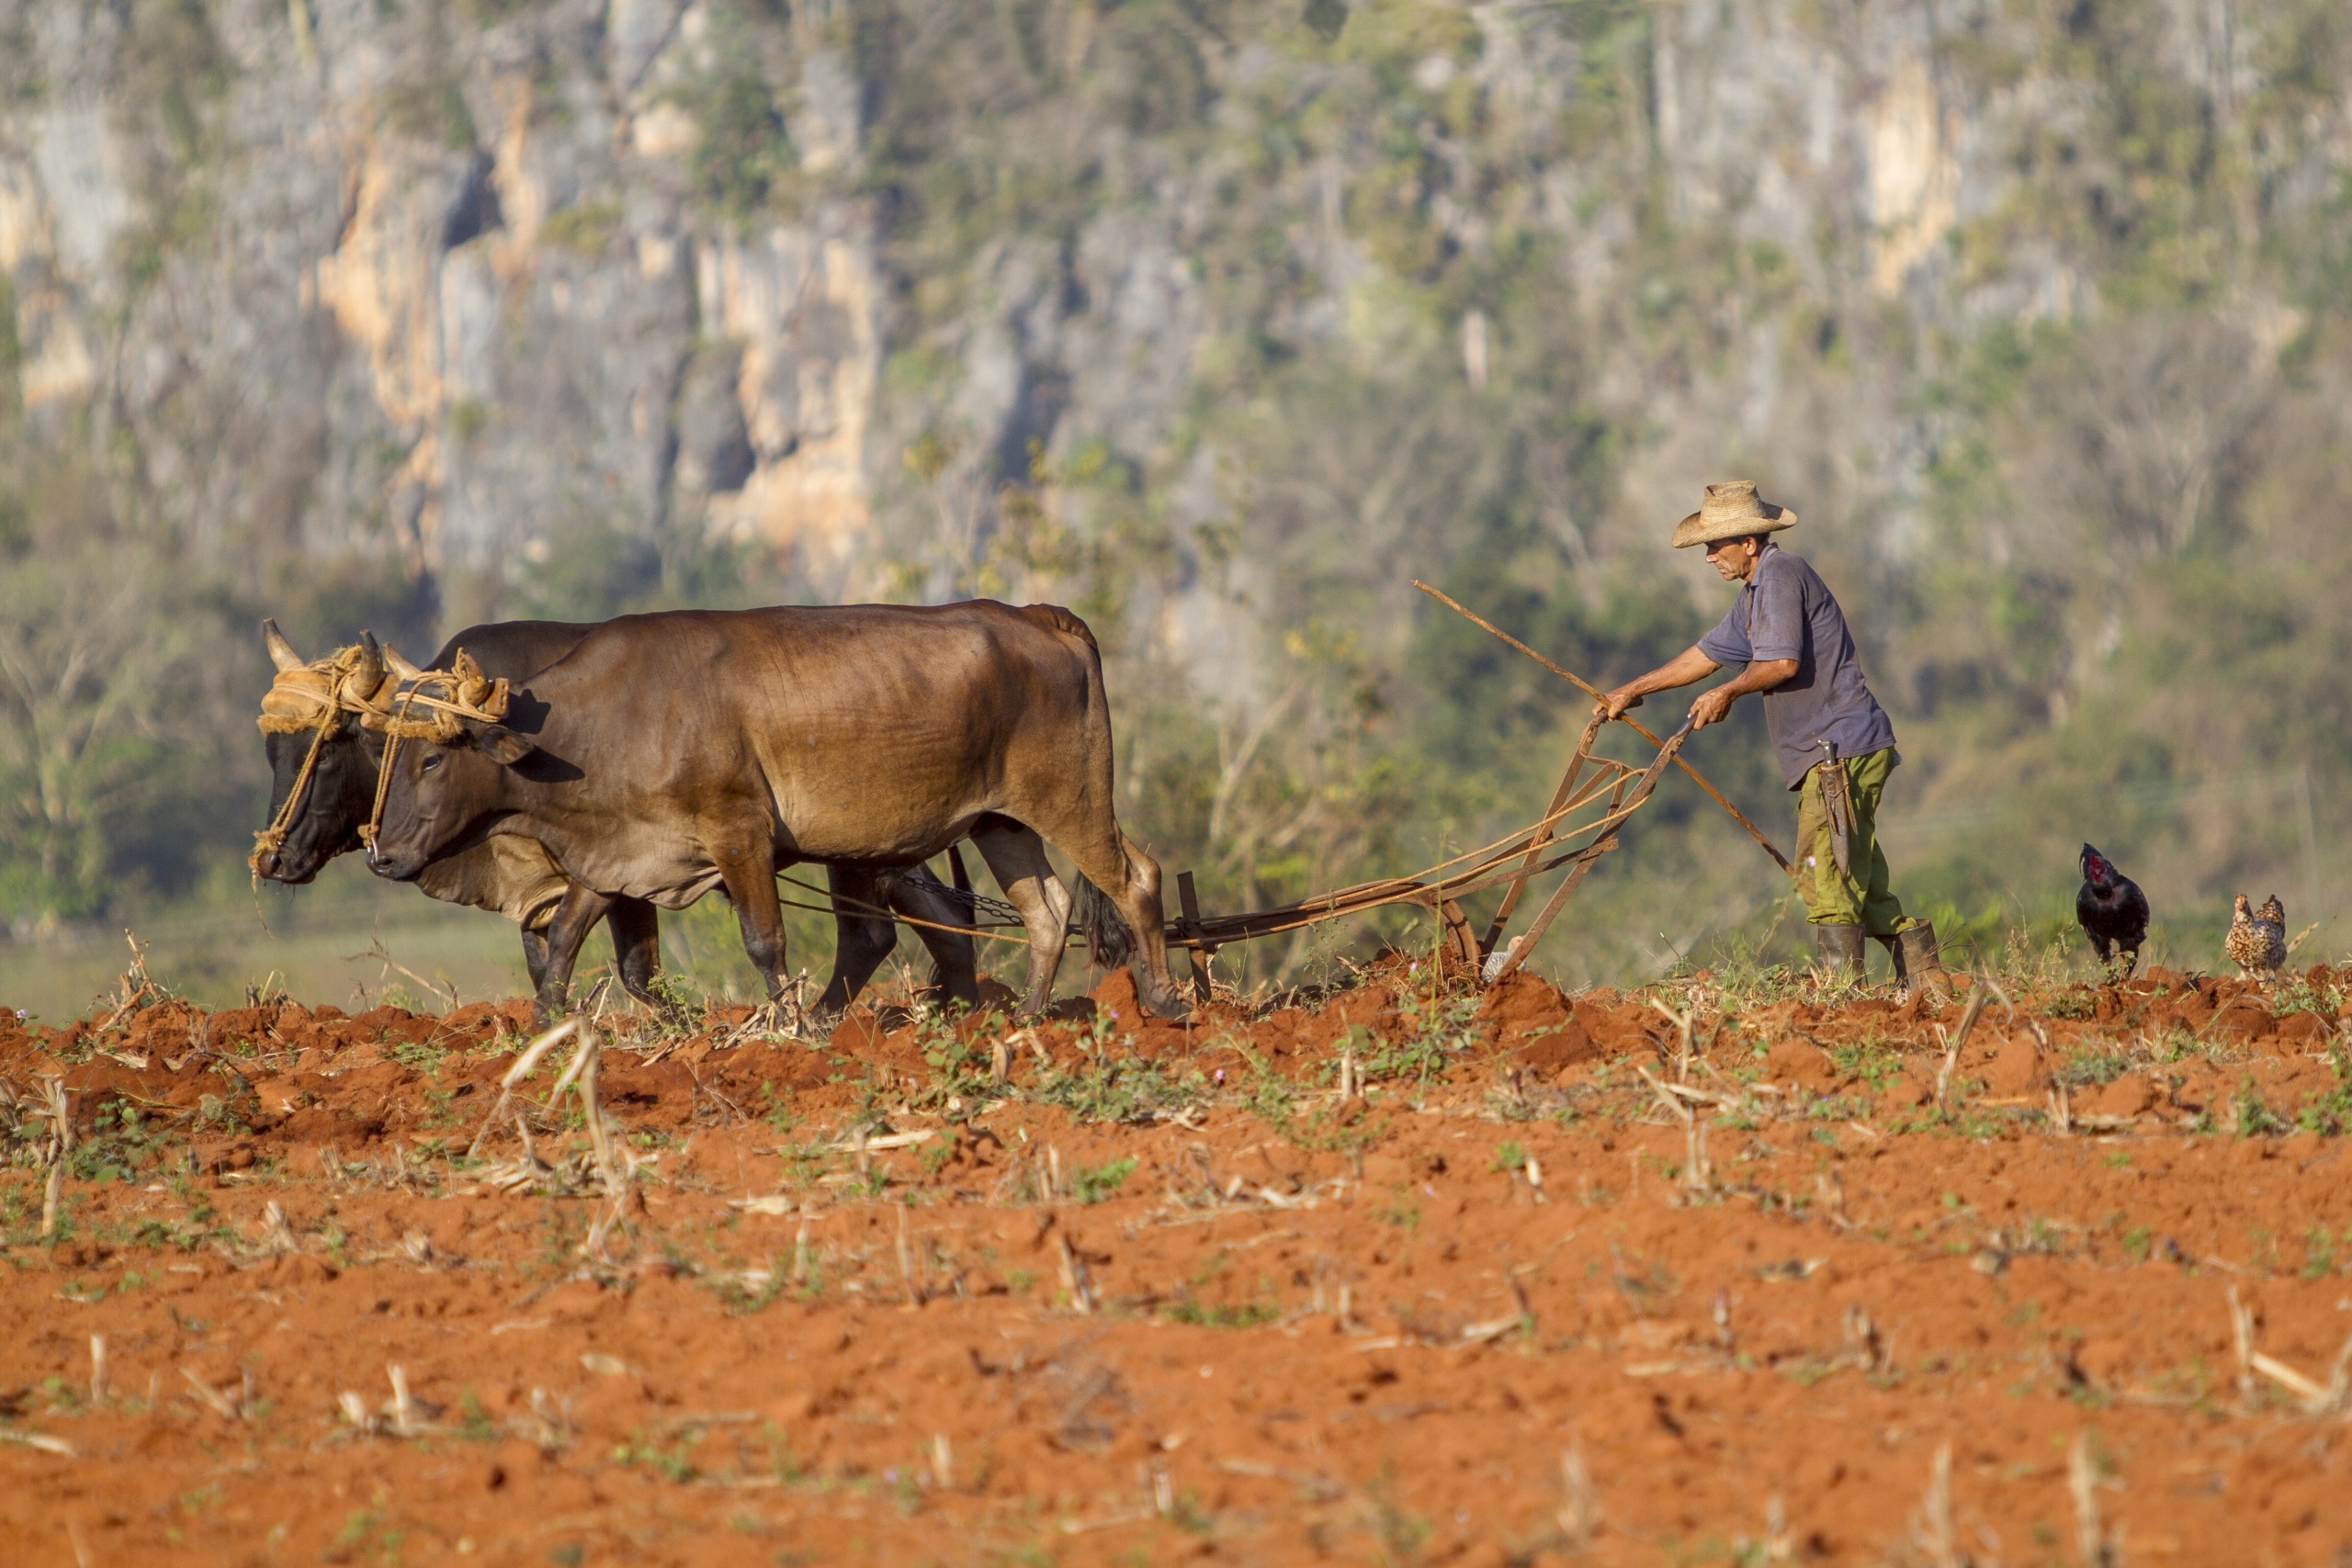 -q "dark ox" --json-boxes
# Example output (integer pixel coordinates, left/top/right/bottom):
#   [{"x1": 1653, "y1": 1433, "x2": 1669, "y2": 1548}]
[
  {"x1": 362, "y1": 600, "x2": 1189, "y2": 1020},
  {"x1": 256, "y1": 620, "x2": 978, "y2": 1018}
]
